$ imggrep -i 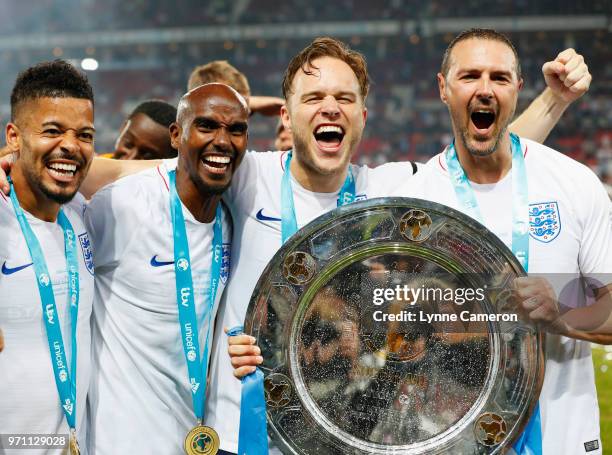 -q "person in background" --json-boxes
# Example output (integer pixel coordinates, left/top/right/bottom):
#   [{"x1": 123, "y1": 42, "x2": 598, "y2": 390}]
[
  {"x1": 188, "y1": 60, "x2": 285, "y2": 117},
  {"x1": 112, "y1": 99, "x2": 177, "y2": 160}
]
